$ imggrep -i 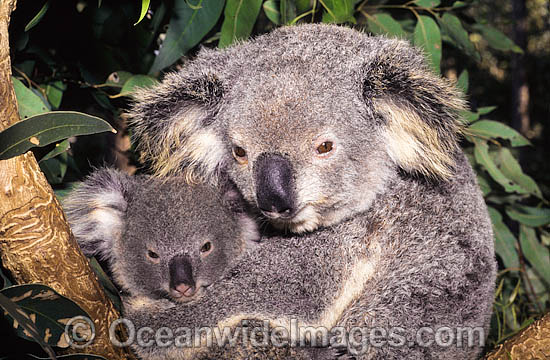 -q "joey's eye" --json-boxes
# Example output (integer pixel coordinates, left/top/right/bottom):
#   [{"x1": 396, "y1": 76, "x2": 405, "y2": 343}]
[
  {"x1": 317, "y1": 141, "x2": 333, "y2": 154},
  {"x1": 232, "y1": 146, "x2": 248, "y2": 164},
  {"x1": 200, "y1": 242, "x2": 212, "y2": 254},
  {"x1": 147, "y1": 250, "x2": 159, "y2": 260}
]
